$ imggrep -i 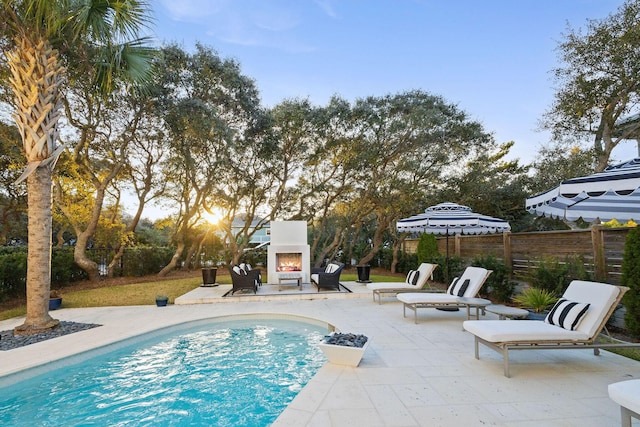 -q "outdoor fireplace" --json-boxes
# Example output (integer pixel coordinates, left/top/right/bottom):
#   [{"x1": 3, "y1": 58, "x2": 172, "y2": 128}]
[
  {"x1": 276, "y1": 253, "x2": 302, "y2": 272},
  {"x1": 267, "y1": 221, "x2": 310, "y2": 284}
]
